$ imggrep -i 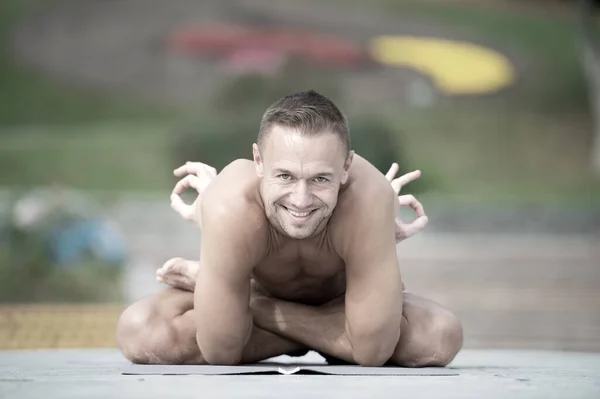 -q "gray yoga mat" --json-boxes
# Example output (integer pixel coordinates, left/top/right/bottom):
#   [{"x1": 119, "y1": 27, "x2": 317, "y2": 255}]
[{"x1": 121, "y1": 363, "x2": 458, "y2": 376}]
